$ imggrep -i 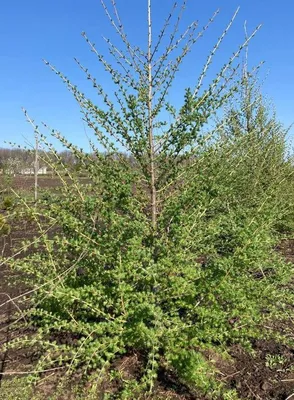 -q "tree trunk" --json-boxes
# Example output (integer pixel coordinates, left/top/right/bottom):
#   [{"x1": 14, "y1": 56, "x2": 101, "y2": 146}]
[
  {"x1": 34, "y1": 133, "x2": 39, "y2": 202},
  {"x1": 147, "y1": 0, "x2": 156, "y2": 229}
]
